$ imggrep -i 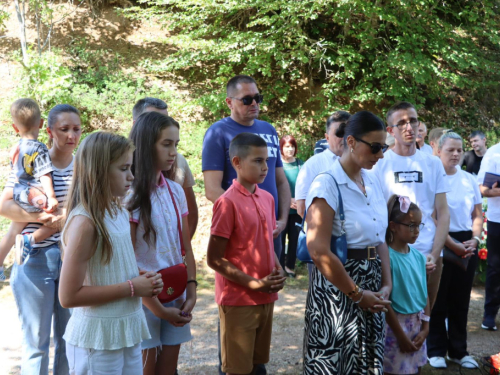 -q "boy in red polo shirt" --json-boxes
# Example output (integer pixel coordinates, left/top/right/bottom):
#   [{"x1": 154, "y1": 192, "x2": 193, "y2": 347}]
[{"x1": 207, "y1": 132, "x2": 287, "y2": 375}]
